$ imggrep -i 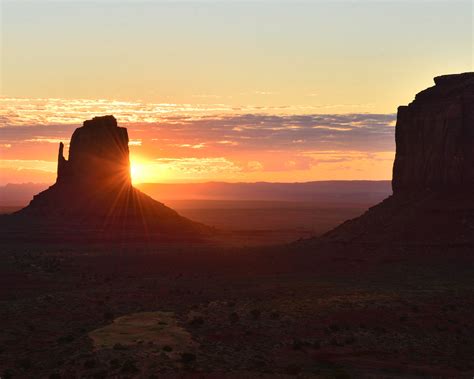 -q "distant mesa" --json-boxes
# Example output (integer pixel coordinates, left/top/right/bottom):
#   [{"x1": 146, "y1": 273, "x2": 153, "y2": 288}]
[
  {"x1": 2, "y1": 115, "x2": 210, "y2": 242},
  {"x1": 320, "y1": 73, "x2": 474, "y2": 245}
]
